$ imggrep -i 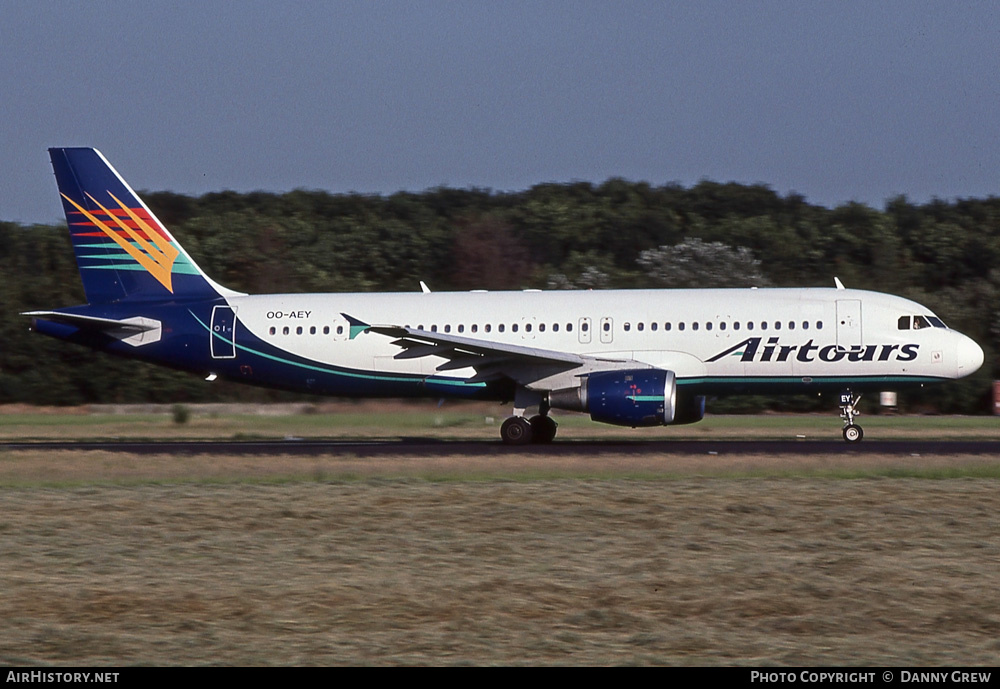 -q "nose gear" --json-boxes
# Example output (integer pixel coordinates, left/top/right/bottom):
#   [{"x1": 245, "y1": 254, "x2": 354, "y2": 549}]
[{"x1": 839, "y1": 390, "x2": 863, "y2": 443}]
